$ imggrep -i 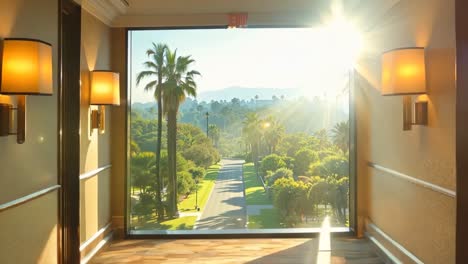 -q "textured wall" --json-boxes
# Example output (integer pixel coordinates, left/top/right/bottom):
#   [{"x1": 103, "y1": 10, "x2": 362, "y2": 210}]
[
  {"x1": 79, "y1": 10, "x2": 113, "y2": 244},
  {"x1": 0, "y1": 0, "x2": 59, "y2": 263},
  {"x1": 355, "y1": 0, "x2": 456, "y2": 262}
]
